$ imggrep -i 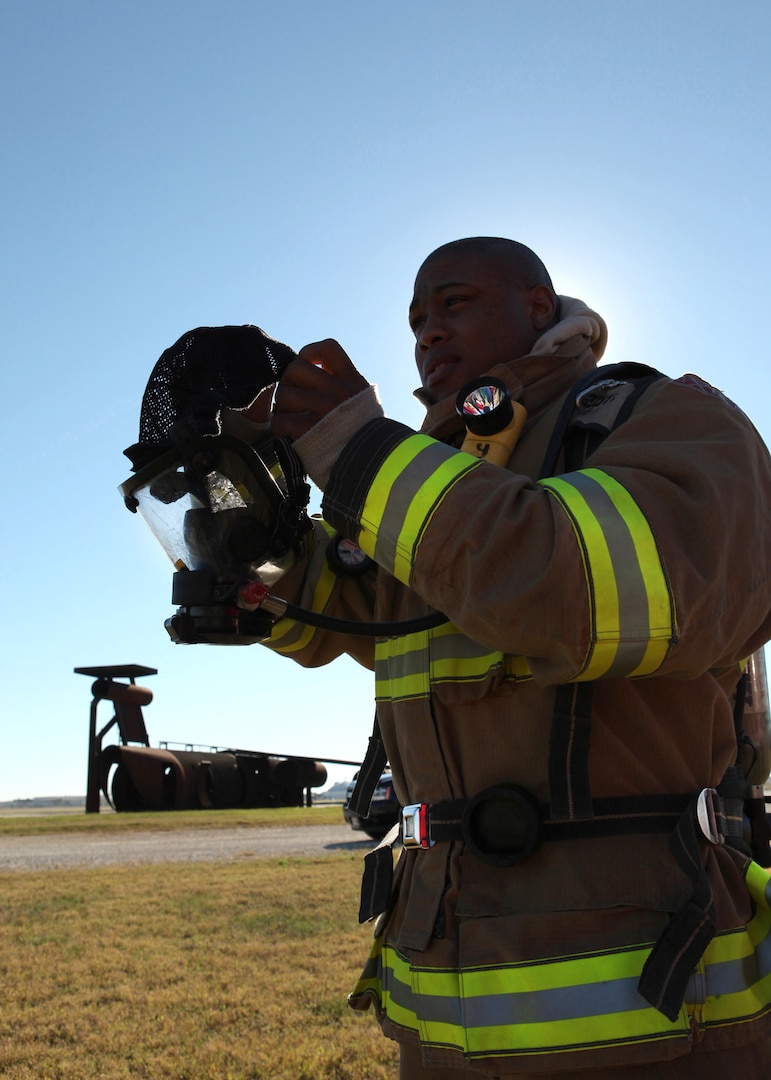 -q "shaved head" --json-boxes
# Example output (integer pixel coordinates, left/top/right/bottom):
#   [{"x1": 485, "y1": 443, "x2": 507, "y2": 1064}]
[
  {"x1": 410, "y1": 237, "x2": 559, "y2": 403},
  {"x1": 418, "y1": 237, "x2": 555, "y2": 293}
]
